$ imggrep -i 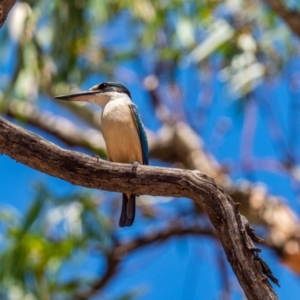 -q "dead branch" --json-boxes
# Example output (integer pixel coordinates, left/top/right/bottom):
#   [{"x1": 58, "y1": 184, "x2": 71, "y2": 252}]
[
  {"x1": 0, "y1": 116, "x2": 278, "y2": 300},
  {"x1": 3, "y1": 98, "x2": 300, "y2": 276}
]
